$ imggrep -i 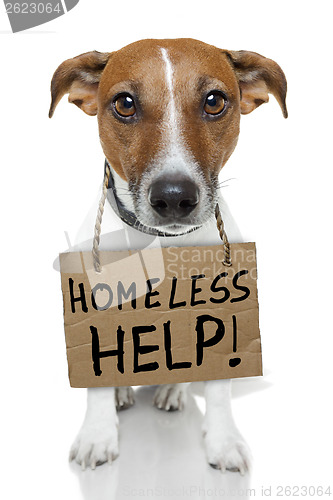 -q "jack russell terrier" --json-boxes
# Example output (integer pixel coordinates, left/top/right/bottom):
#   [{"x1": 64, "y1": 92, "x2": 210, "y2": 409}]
[{"x1": 50, "y1": 38, "x2": 287, "y2": 474}]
